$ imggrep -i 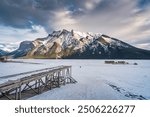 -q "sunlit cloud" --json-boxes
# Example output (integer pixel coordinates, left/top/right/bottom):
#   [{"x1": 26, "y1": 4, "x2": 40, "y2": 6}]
[
  {"x1": 84, "y1": 0, "x2": 102, "y2": 10},
  {"x1": 52, "y1": 9, "x2": 78, "y2": 30}
]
